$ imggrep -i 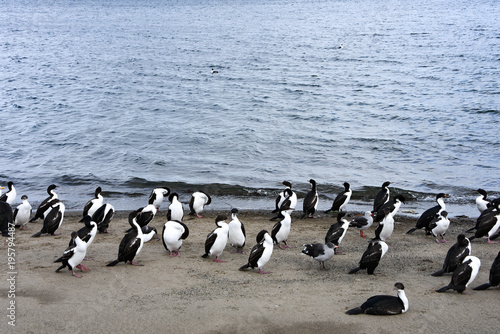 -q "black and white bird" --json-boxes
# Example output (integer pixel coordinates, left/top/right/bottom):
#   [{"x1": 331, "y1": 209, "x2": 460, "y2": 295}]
[
  {"x1": 468, "y1": 210, "x2": 500, "y2": 244},
  {"x1": 325, "y1": 212, "x2": 350, "y2": 253},
  {"x1": 13, "y1": 195, "x2": 32, "y2": 230},
  {"x1": 271, "y1": 210, "x2": 292, "y2": 249},
  {"x1": 54, "y1": 231, "x2": 89, "y2": 278},
  {"x1": 325, "y1": 182, "x2": 352, "y2": 213},
  {"x1": 348, "y1": 238, "x2": 389, "y2": 275},
  {"x1": 149, "y1": 187, "x2": 170, "y2": 211},
  {"x1": 436, "y1": 256, "x2": 481, "y2": 294},
  {"x1": 107, "y1": 211, "x2": 145, "y2": 266},
  {"x1": 74, "y1": 215, "x2": 98, "y2": 261},
  {"x1": 30, "y1": 184, "x2": 59, "y2": 222},
  {"x1": 31, "y1": 201, "x2": 65, "y2": 237},
  {"x1": 302, "y1": 242, "x2": 337, "y2": 269},
  {"x1": 374, "y1": 207, "x2": 394, "y2": 242},
  {"x1": 202, "y1": 215, "x2": 229, "y2": 262},
  {"x1": 273, "y1": 181, "x2": 297, "y2": 215},
  {"x1": 166, "y1": 193, "x2": 184, "y2": 222},
  {"x1": 228, "y1": 208, "x2": 246, "y2": 253},
  {"x1": 475, "y1": 189, "x2": 491, "y2": 213},
  {"x1": 374, "y1": 194, "x2": 405, "y2": 223},
  {"x1": 473, "y1": 251, "x2": 500, "y2": 290},
  {"x1": 466, "y1": 198, "x2": 500, "y2": 233},
  {"x1": 373, "y1": 181, "x2": 391, "y2": 213},
  {"x1": 81, "y1": 187, "x2": 103, "y2": 221},
  {"x1": 350, "y1": 211, "x2": 374, "y2": 238},
  {"x1": 346, "y1": 282, "x2": 409, "y2": 315},
  {"x1": 431, "y1": 234, "x2": 471, "y2": 277},
  {"x1": 0, "y1": 181, "x2": 16, "y2": 205},
  {"x1": 271, "y1": 186, "x2": 297, "y2": 221},
  {"x1": 189, "y1": 191, "x2": 211, "y2": 218},
  {"x1": 239, "y1": 230, "x2": 274, "y2": 274},
  {"x1": 301, "y1": 179, "x2": 318, "y2": 219},
  {"x1": 162, "y1": 220, "x2": 189, "y2": 257},
  {"x1": 91, "y1": 203, "x2": 115, "y2": 233},
  {"x1": 429, "y1": 211, "x2": 451, "y2": 243},
  {"x1": 406, "y1": 193, "x2": 448, "y2": 234}
]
